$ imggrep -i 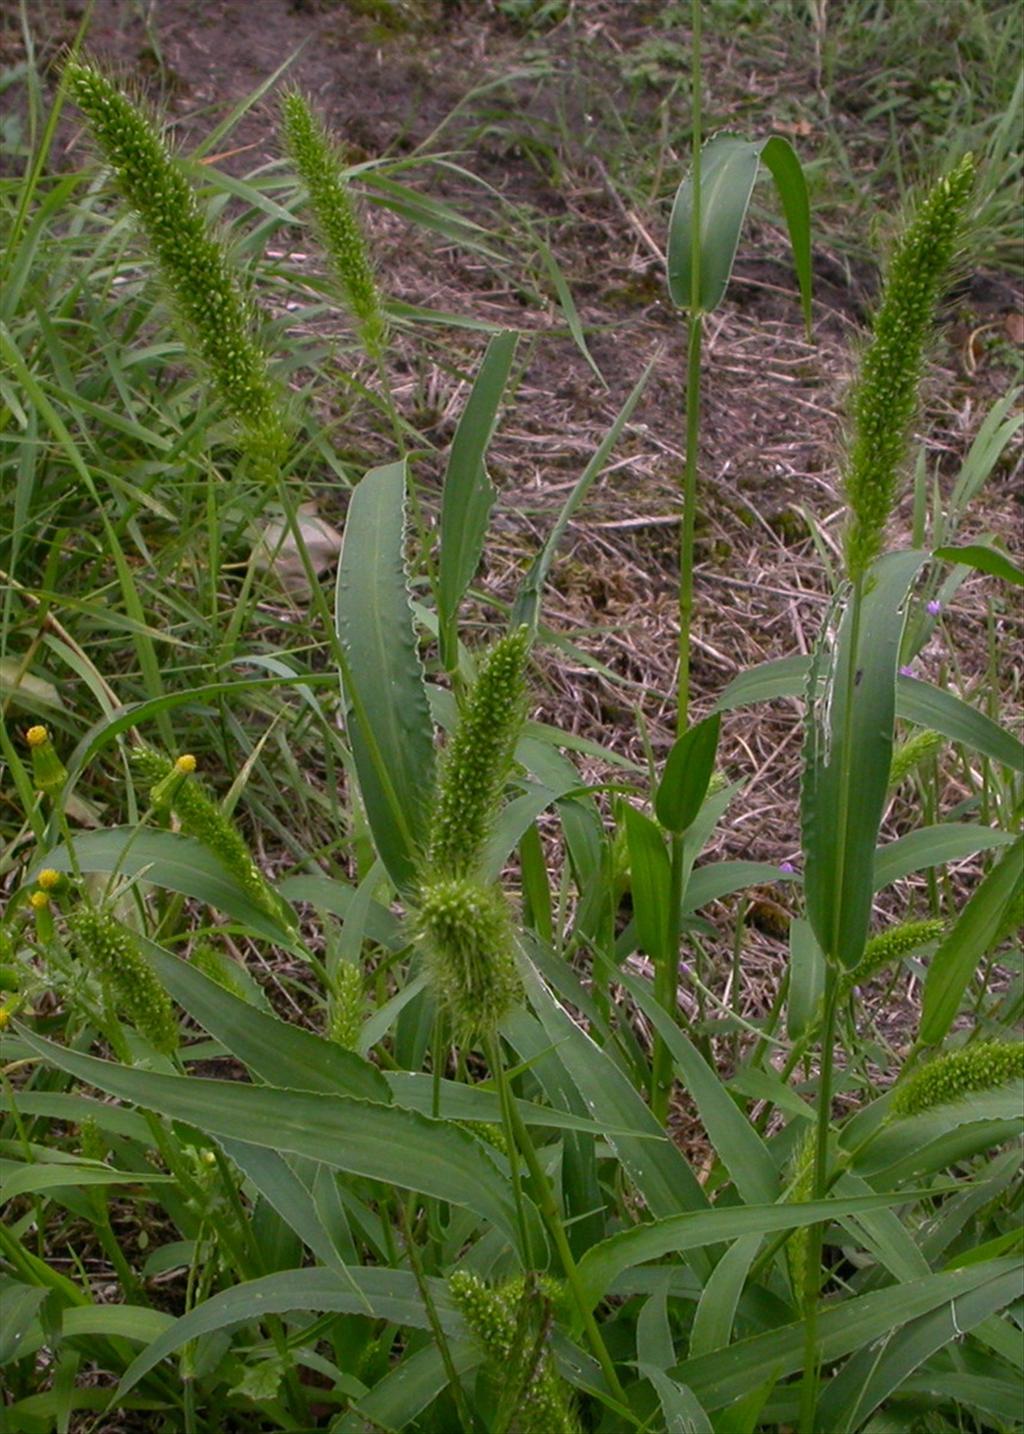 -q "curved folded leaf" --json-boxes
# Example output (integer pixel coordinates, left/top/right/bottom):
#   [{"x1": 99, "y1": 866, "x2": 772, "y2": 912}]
[
  {"x1": 667, "y1": 134, "x2": 812, "y2": 328},
  {"x1": 919, "y1": 835, "x2": 1024, "y2": 1046},
  {"x1": 141, "y1": 938, "x2": 390, "y2": 1104},
  {"x1": 33, "y1": 828, "x2": 296, "y2": 945},
  {"x1": 115, "y1": 1267, "x2": 462, "y2": 1398},
  {"x1": 336, "y1": 460, "x2": 435, "y2": 891},
  {"x1": 576, "y1": 1192, "x2": 925, "y2": 1309}
]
